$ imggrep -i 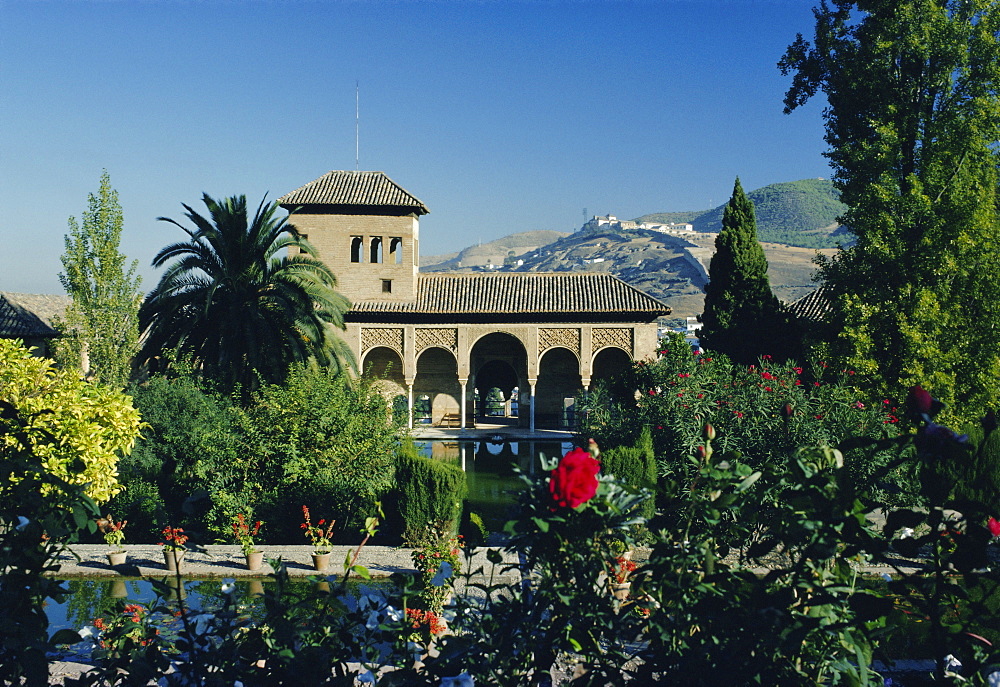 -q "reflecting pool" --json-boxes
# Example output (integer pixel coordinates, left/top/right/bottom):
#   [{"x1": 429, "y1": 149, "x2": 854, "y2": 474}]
[{"x1": 414, "y1": 439, "x2": 574, "y2": 533}]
